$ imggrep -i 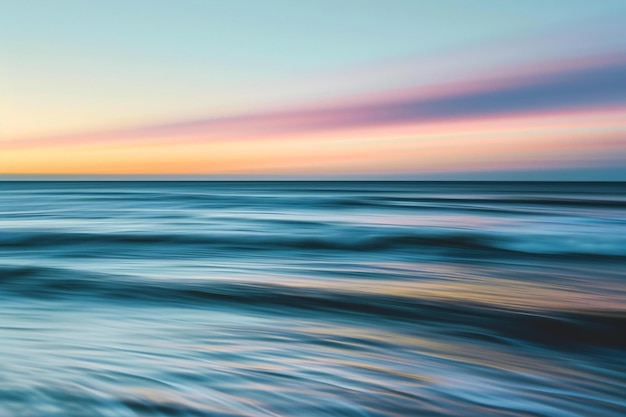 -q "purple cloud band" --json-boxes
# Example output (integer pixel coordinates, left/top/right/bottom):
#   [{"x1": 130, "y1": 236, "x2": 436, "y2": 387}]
[{"x1": 7, "y1": 55, "x2": 626, "y2": 149}]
